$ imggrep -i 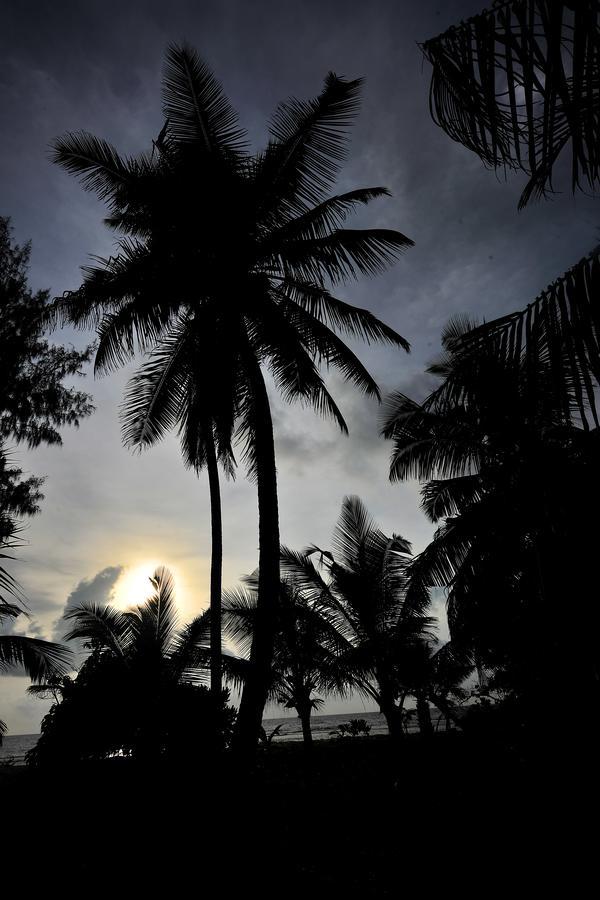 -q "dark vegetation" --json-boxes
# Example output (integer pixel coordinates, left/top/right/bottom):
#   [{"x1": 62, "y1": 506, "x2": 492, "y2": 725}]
[{"x1": 2, "y1": 3, "x2": 600, "y2": 891}]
